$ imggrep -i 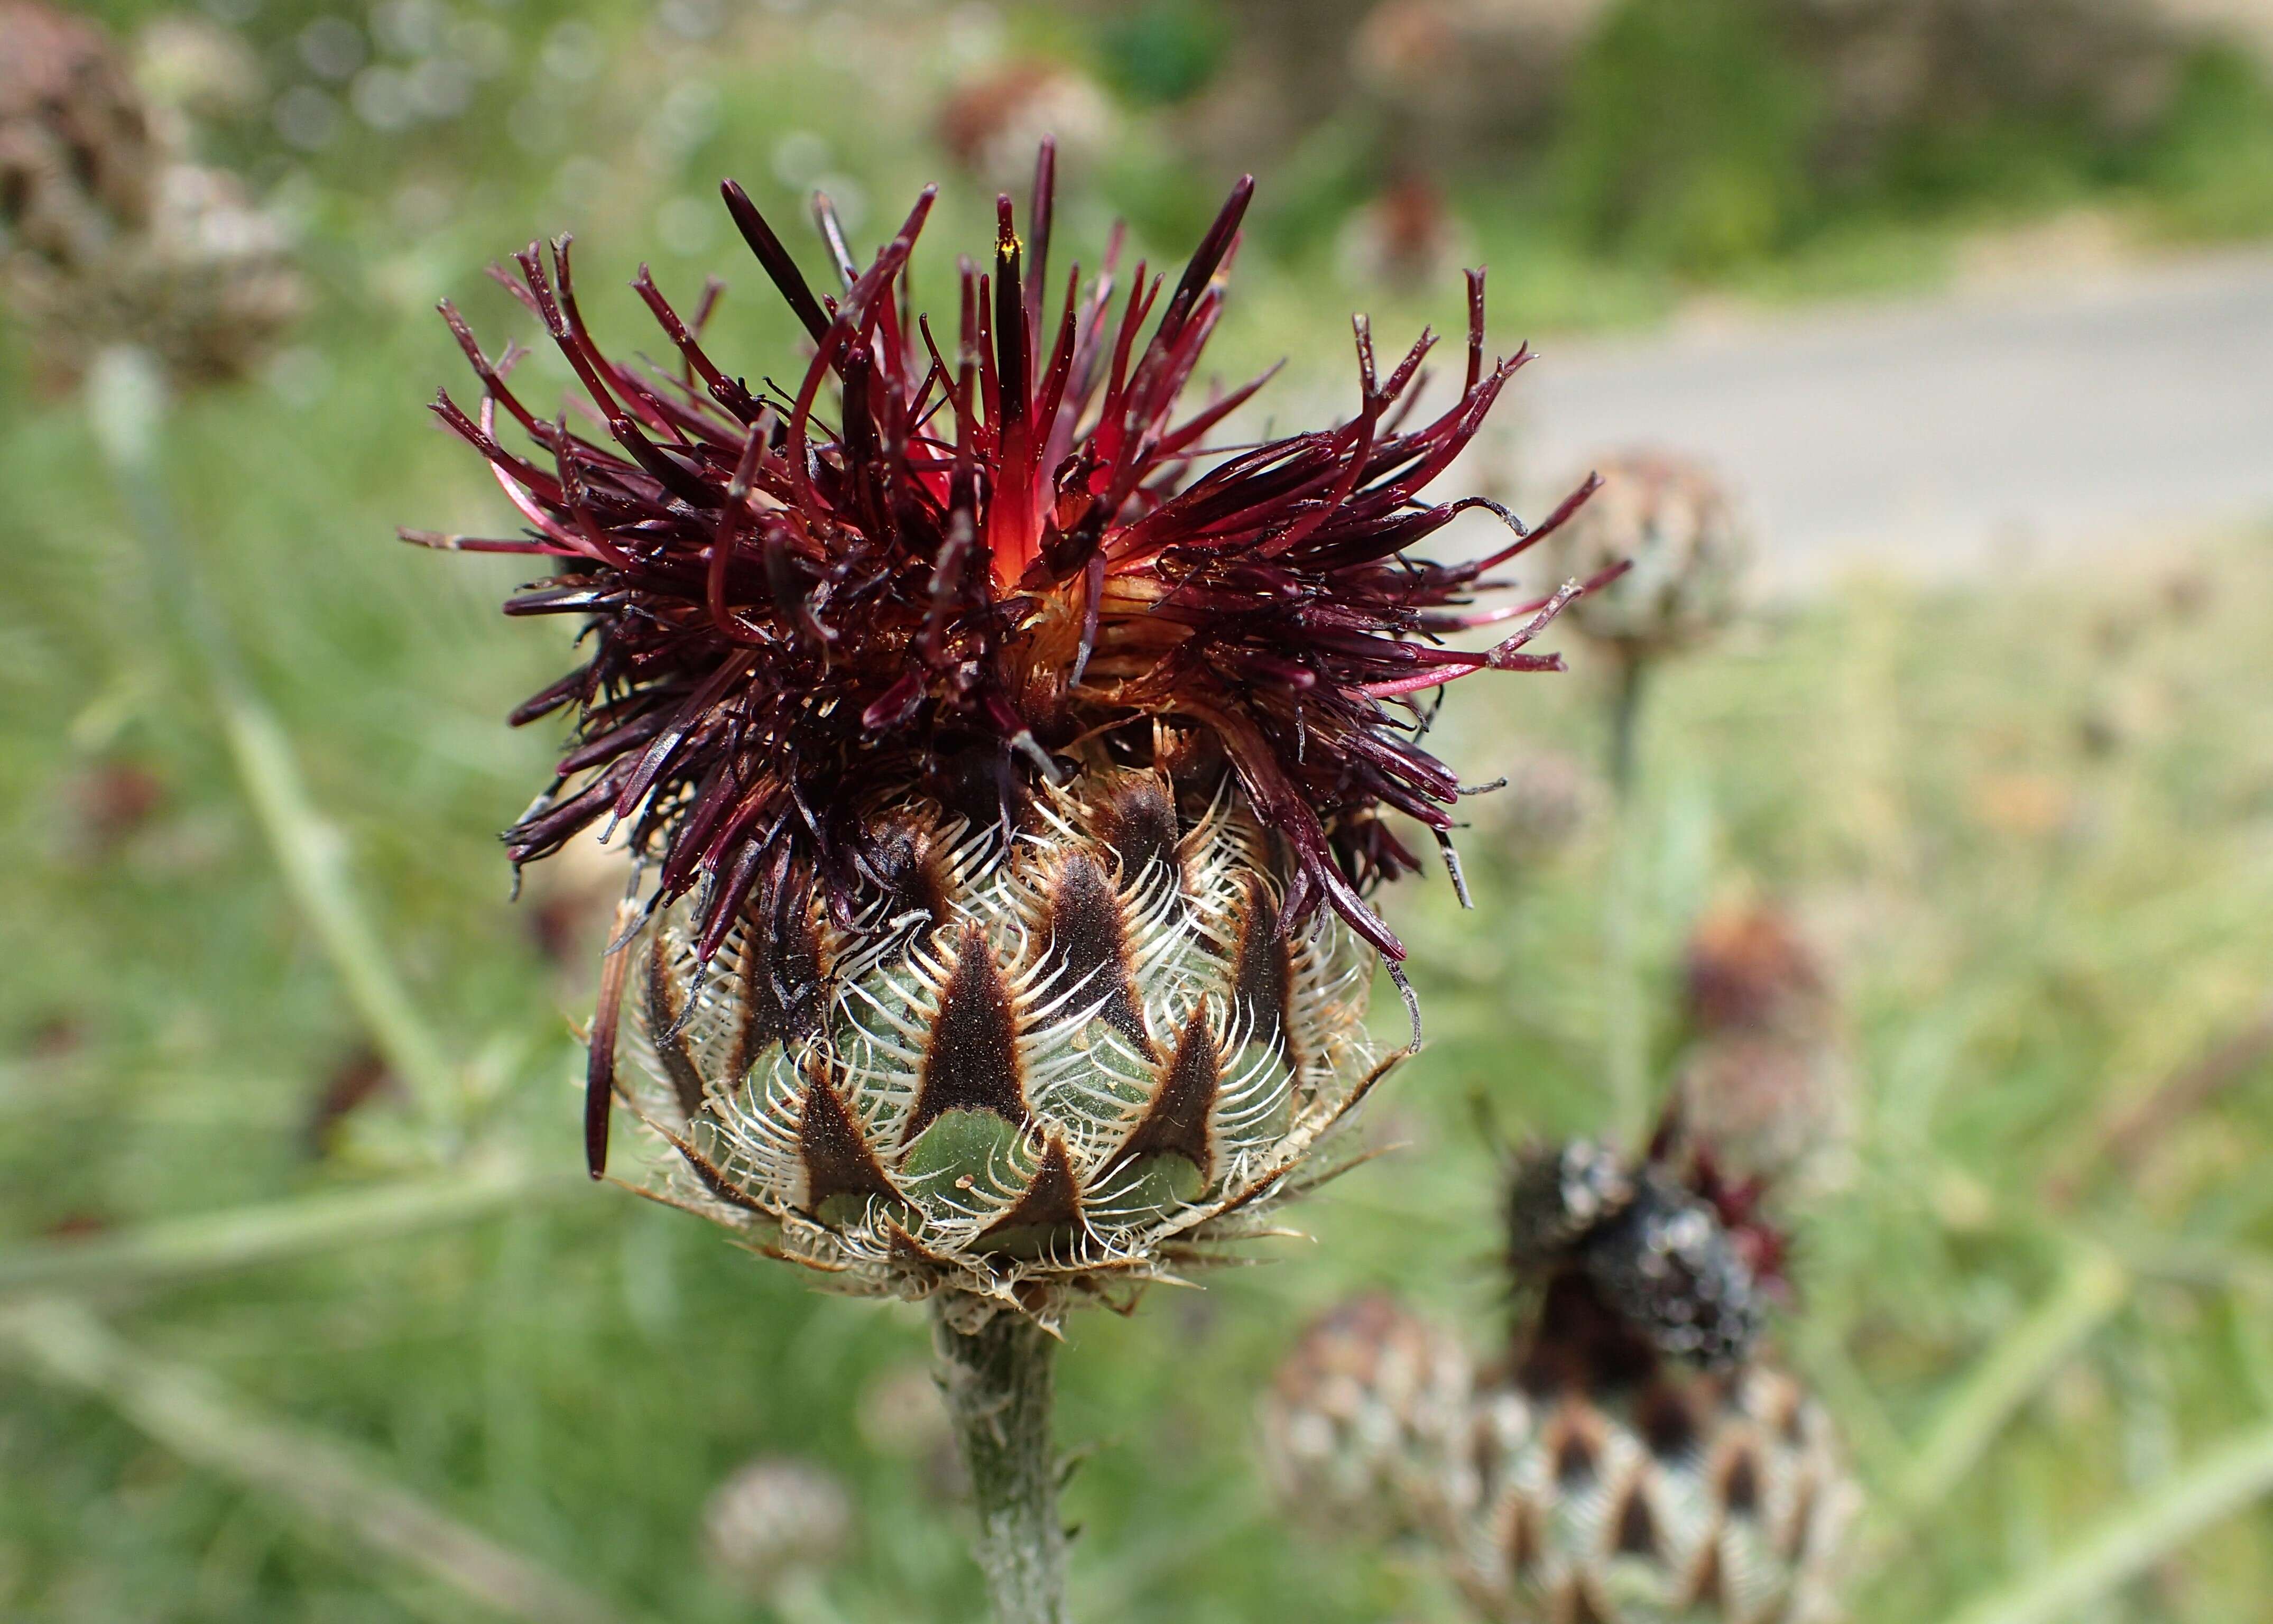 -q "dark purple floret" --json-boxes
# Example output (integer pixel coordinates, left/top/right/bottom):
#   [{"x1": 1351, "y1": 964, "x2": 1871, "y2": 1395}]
[{"x1": 405, "y1": 143, "x2": 1606, "y2": 1173}]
